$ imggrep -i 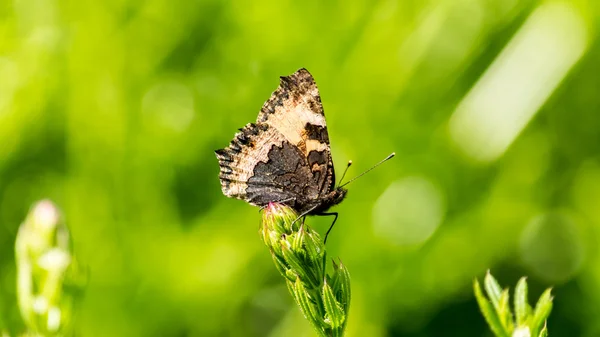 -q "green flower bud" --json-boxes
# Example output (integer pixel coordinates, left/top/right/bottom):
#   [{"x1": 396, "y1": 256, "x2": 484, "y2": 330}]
[
  {"x1": 259, "y1": 202, "x2": 350, "y2": 337},
  {"x1": 15, "y1": 200, "x2": 86, "y2": 336}
]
